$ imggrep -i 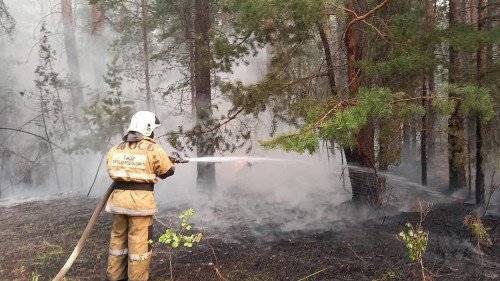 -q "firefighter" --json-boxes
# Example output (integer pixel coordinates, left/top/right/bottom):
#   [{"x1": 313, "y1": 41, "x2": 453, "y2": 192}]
[{"x1": 105, "y1": 111, "x2": 175, "y2": 281}]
